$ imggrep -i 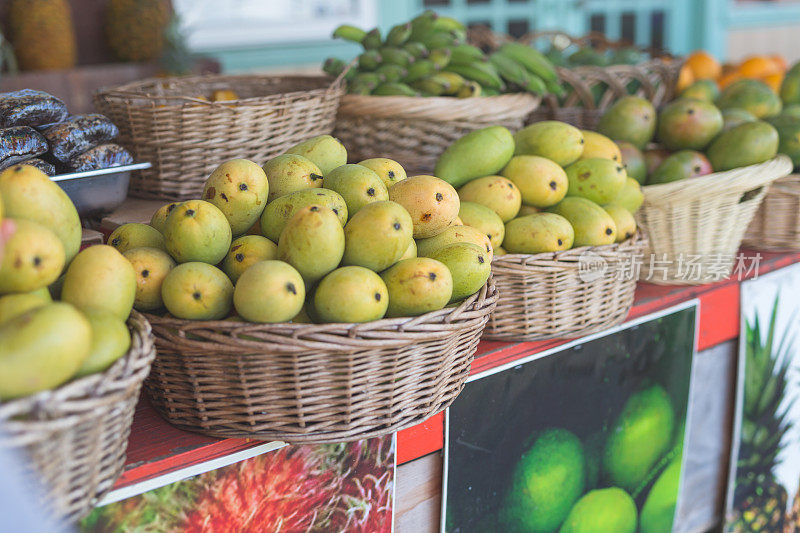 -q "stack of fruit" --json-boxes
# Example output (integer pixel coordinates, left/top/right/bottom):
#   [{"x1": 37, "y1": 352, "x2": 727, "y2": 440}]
[
  {"x1": 0, "y1": 165, "x2": 137, "y2": 400},
  {"x1": 324, "y1": 11, "x2": 560, "y2": 97},
  {"x1": 434, "y1": 122, "x2": 643, "y2": 256},
  {"x1": 679, "y1": 50, "x2": 789, "y2": 92},
  {"x1": 109, "y1": 135, "x2": 492, "y2": 324}
]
